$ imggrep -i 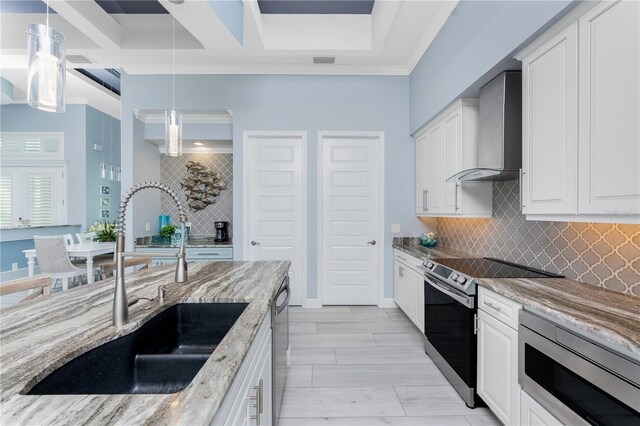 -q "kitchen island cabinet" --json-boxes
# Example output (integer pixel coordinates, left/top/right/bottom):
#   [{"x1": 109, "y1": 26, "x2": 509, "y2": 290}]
[{"x1": 0, "y1": 261, "x2": 289, "y2": 425}]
